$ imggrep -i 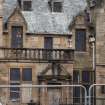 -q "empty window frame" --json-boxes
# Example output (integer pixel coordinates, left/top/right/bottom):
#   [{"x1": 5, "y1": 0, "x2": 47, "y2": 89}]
[
  {"x1": 53, "y1": 1, "x2": 62, "y2": 12},
  {"x1": 22, "y1": 68, "x2": 32, "y2": 81},
  {"x1": 101, "y1": 86, "x2": 105, "y2": 94},
  {"x1": 73, "y1": 70, "x2": 81, "y2": 104},
  {"x1": 82, "y1": 71, "x2": 94, "y2": 84},
  {"x1": 11, "y1": 26, "x2": 23, "y2": 48},
  {"x1": 10, "y1": 68, "x2": 20, "y2": 81},
  {"x1": 10, "y1": 68, "x2": 20, "y2": 101},
  {"x1": 23, "y1": 1, "x2": 32, "y2": 11},
  {"x1": 10, "y1": 68, "x2": 32, "y2": 101},
  {"x1": 75, "y1": 29, "x2": 86, "y2": 51},
  {"x1": 10, "y1": 83, "x2": 20, "y2": 101}
]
